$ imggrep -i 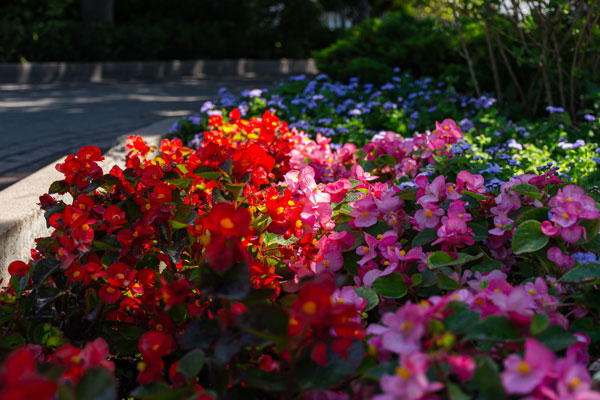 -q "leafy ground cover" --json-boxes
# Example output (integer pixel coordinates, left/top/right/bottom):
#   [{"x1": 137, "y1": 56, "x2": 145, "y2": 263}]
[{"x1": 1, "y1": 77, "x2": 600, "y2": 399}]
